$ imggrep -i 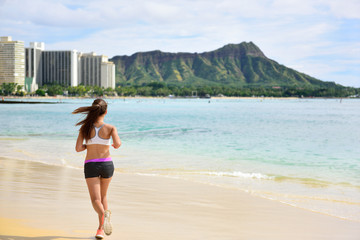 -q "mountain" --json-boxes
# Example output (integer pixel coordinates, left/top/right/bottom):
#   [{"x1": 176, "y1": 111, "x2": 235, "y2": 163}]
[{"x1": 110, "y1": 42, "x2": 338, "y2": 88}]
